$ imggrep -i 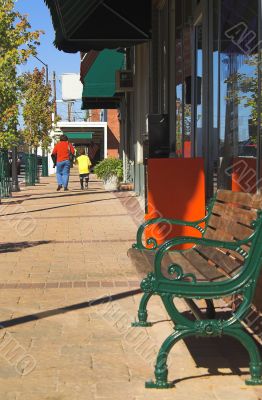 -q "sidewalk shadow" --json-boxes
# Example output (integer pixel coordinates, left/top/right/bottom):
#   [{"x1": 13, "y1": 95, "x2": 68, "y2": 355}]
[
  {"x1": 0, "y1": 240, "x2": 53, "y2": 254},
  {"x1": 0, "y1": 196, "x2": 135, "y2": 217},
  {"x1": 6, "y1": 190, "x2": 109, "y2": 204},
  {"x1": 10, "y1": 194, "x2": 32, "y2": 199},
  {"x1": 145, "y1": 309, "x2": 262, "y2": 383},
  {"x1": 176, "y1": 335, "x2": 261, "y2": 384},
  {"x1": 172, "y1": 370, "x2": 249, "y2": 385},
  {"x1": 177, "y1": 310, "x2": 262, "y2": 380},
  {"x1": 0, "y1": 288, "x2": 142, "y2": 328}
]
